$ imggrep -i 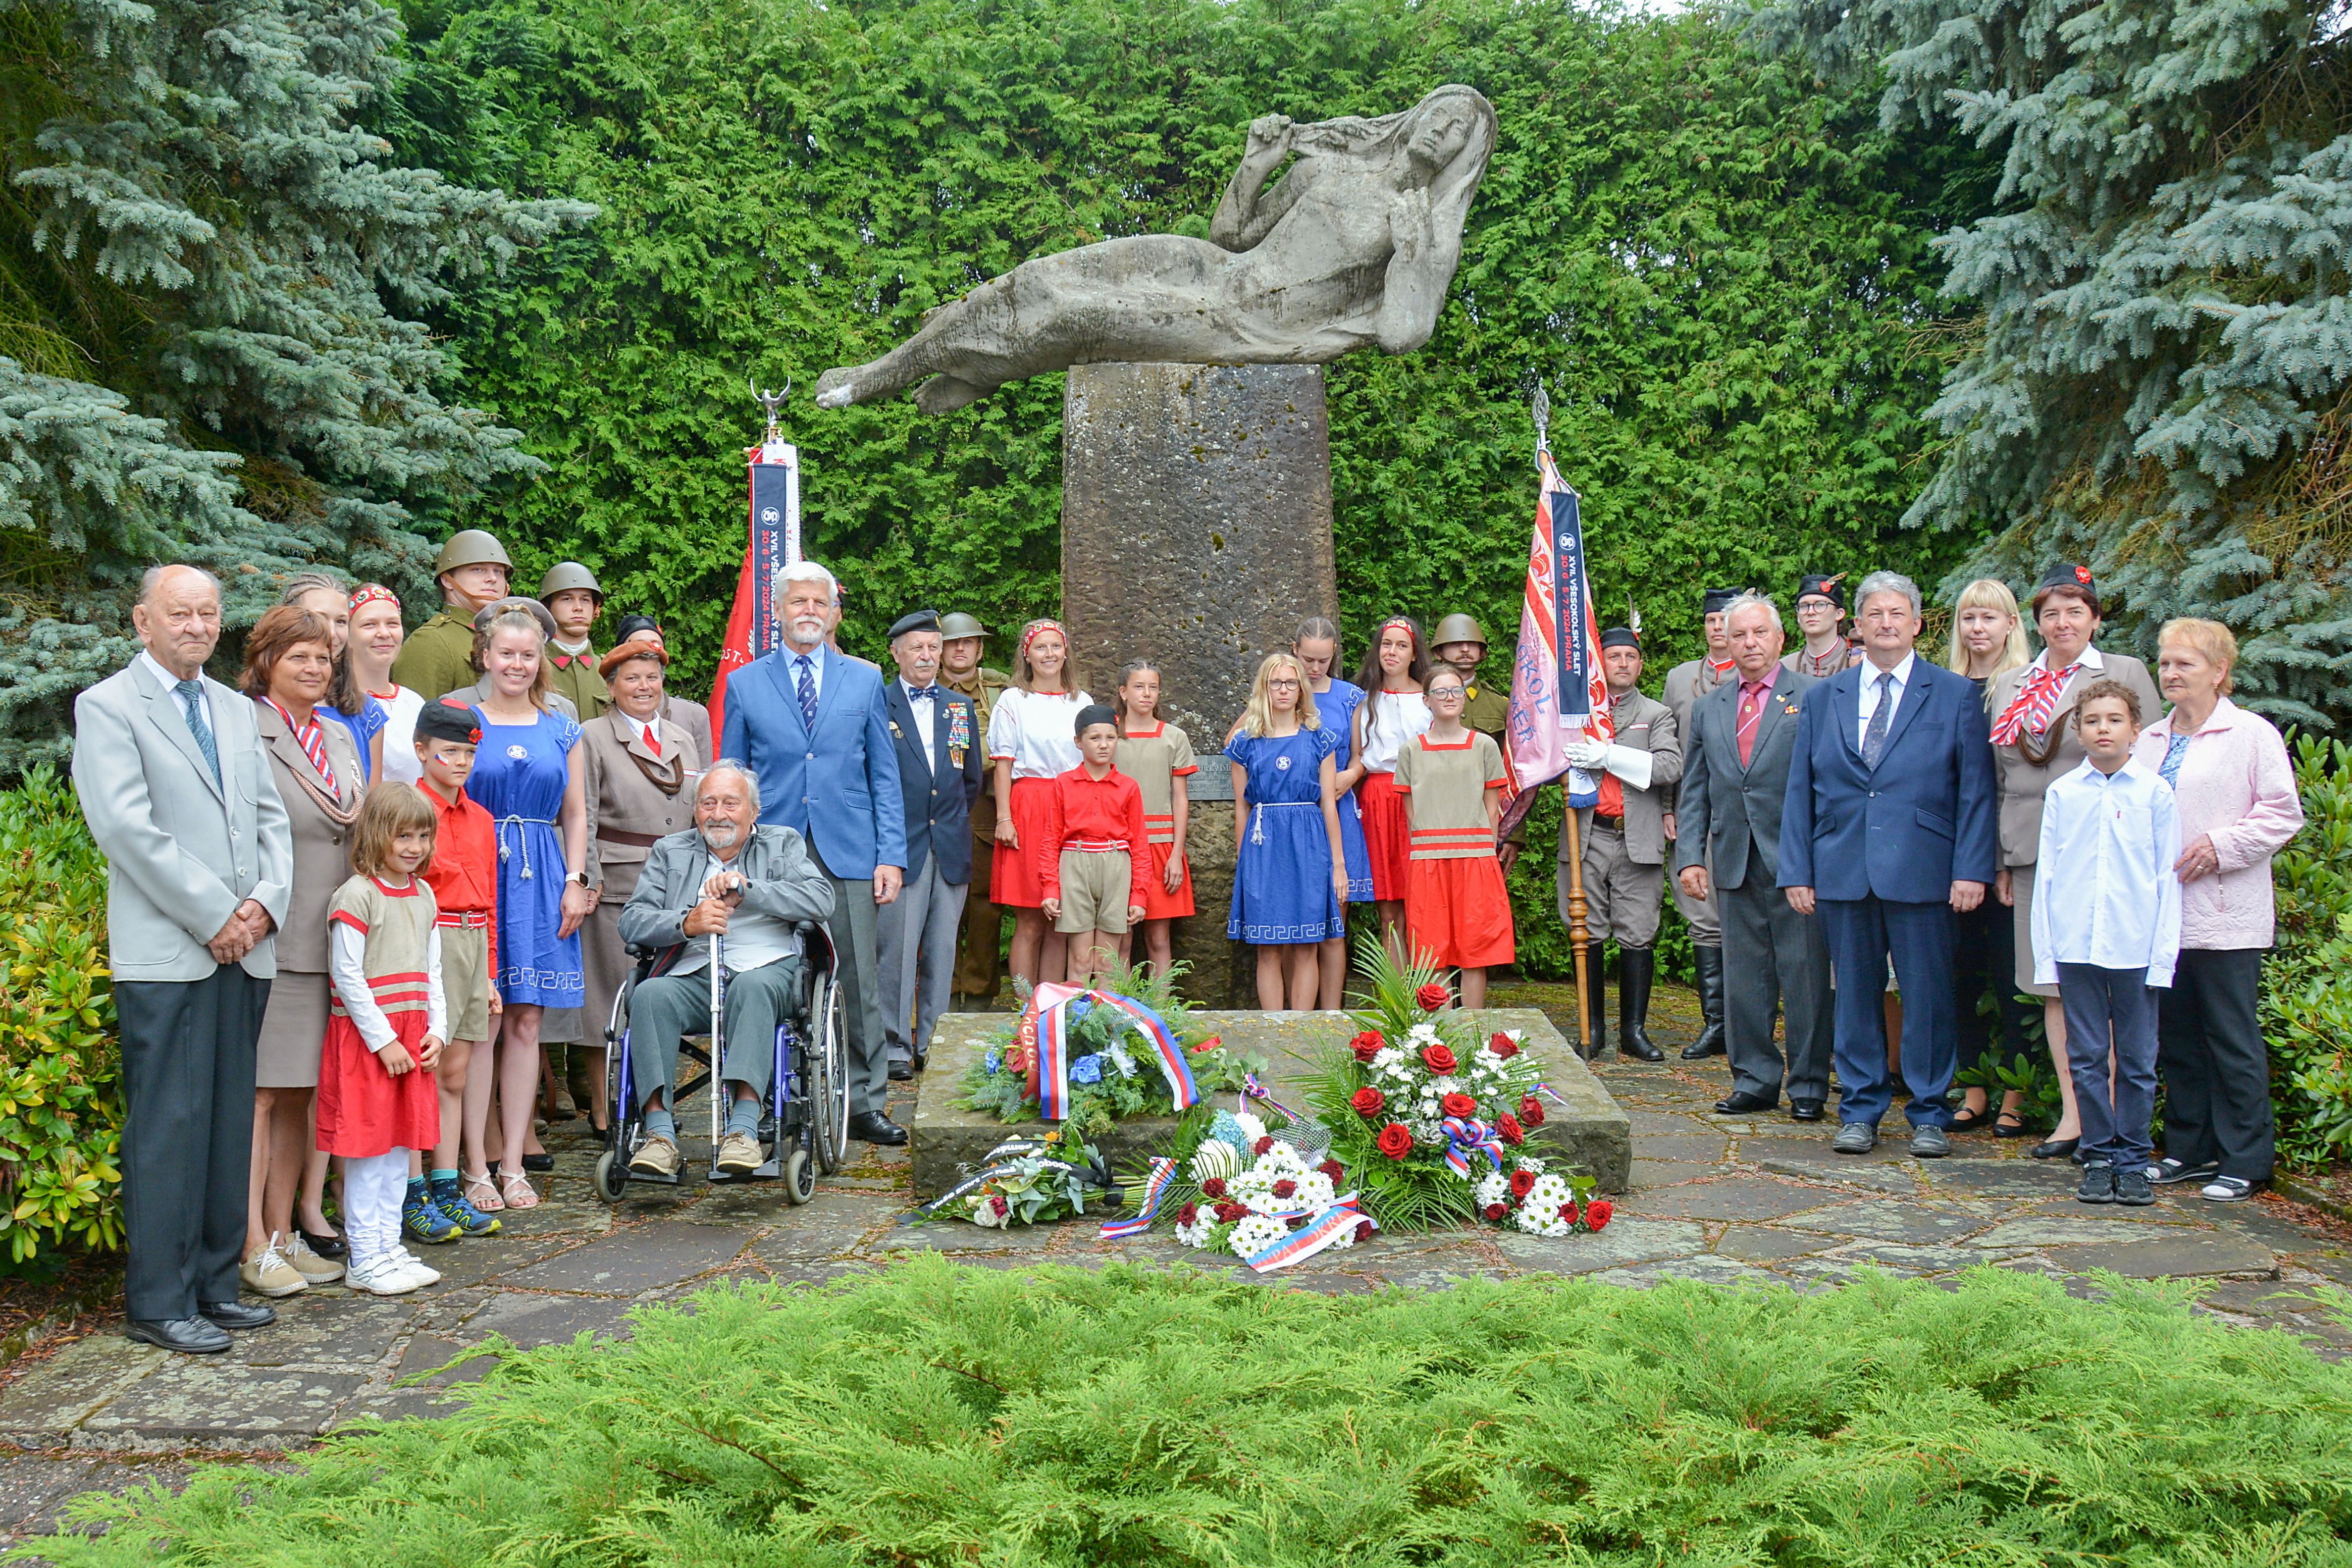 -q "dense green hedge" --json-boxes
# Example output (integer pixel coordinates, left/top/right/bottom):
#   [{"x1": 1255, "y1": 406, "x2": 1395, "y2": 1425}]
[
  {"x1": 385, "y1": 0, "x2": 1996, "y2": 693},
  {"x1": 39, "y1": 1260, "x2": 2352, "y2": 1565}
]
